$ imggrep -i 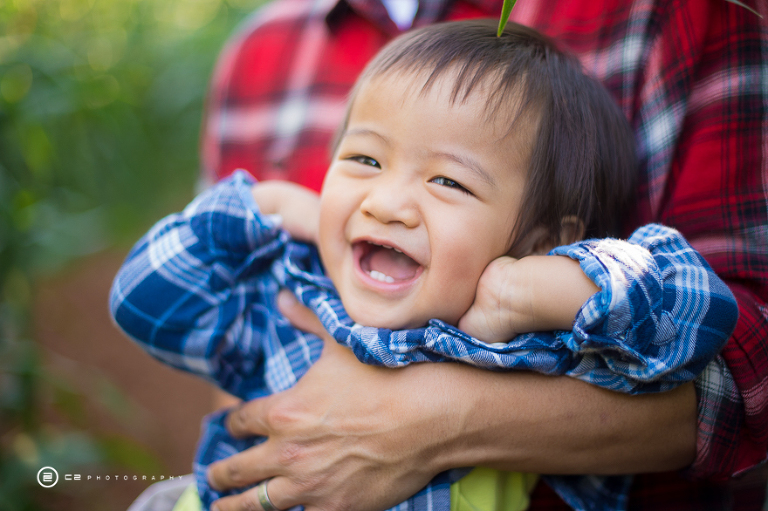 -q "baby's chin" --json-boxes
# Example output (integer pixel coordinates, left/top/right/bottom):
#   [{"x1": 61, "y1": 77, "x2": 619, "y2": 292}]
[
  {"x1": 346, "y1": 310, "x2": 419, "y2": 330},
  {"x1": 344, "y1": 303, "x2": 459, "y2": 331}
]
